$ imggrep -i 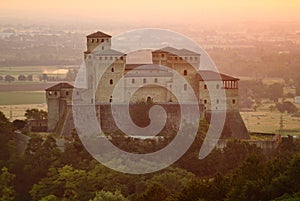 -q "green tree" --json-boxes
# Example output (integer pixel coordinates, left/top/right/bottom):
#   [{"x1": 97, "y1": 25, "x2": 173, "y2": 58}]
[
  {"x1": 138, "y1": 182, "x2": 168, "y2": 201},
  {"x1": 90, "y1": 190, "x2": 129, "y2": 201},
  {"x1": 12, "y1": 119, "x2": 26, "y2": 130},
  {"x1": 30, "y1": 165, "x2": 93, "y2": 201},
  {"x1": 0, "y1": 167, "x2": 16, "y2": 201},
  {"x1": 4, "y1": 75, "x2": 15, "y2": 82},
  {"x1": 25, "y1": 109, "x2": 47, "y2": 120},
  {"x1": 276, "y1": 101, "x2": 298, "y2": 114},
  {"x1": 268, "y1": 83, "x2": 284, "y2": 102}
]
